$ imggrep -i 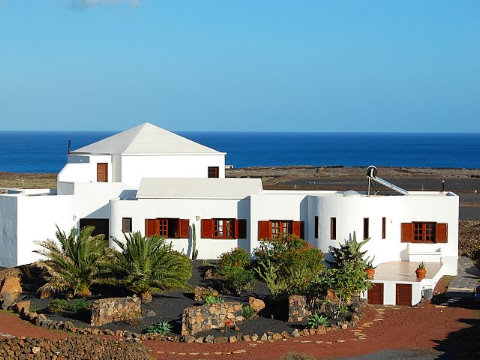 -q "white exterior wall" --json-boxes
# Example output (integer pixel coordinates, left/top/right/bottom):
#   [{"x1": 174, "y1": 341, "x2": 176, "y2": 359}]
[
  {"x1": 120, "y1": 154, "x2": 225, "y2": 188},
  {"x1": 110, "y1": 196, "x2": 249, "y2": 259},
  {"x1": 250, "y1": 192, "x2": 310, "y2": 253},
  {"x1": 307, "y1": 192, "x2": 459, "y2": 275},
  {"x1": 0, "y1": 196, "x2": 18, "y2": 267},
  {"x1": 58, "y1": 155, "x2": 112, "y2": 183},
  {"x1": 16, "y1": 195, "x2": 74, "y2": 266},
  {"x1": 68, "y1": 182, "x2": 133, "y2": 222}
]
